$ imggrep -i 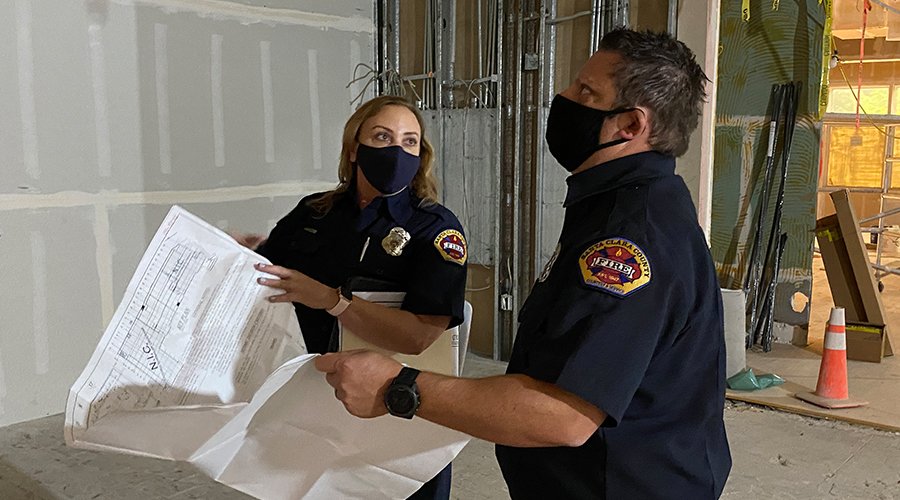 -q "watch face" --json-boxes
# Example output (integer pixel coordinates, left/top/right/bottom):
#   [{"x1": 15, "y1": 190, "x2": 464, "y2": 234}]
[{"x1": 386, "y1": 386, "x2": 416, "y2": 416}]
